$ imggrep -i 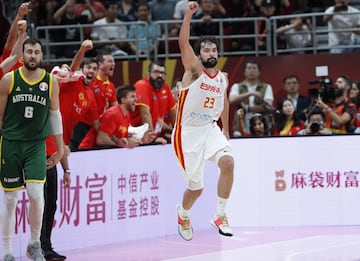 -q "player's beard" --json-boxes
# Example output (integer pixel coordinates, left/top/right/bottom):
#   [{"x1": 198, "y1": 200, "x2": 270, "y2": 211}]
[
  {"x1": 150, "y1": 77, "x2": 164, "y2": 90},
  {"x1": 24, "y1": 60, "x2": 40, "y2": 71},
  {"x1": 202, "y1": 58, "x2": 217, "y2": 68},
  {"x1": 334, "y1": 88, "x2": 344, "y2": 98}
]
